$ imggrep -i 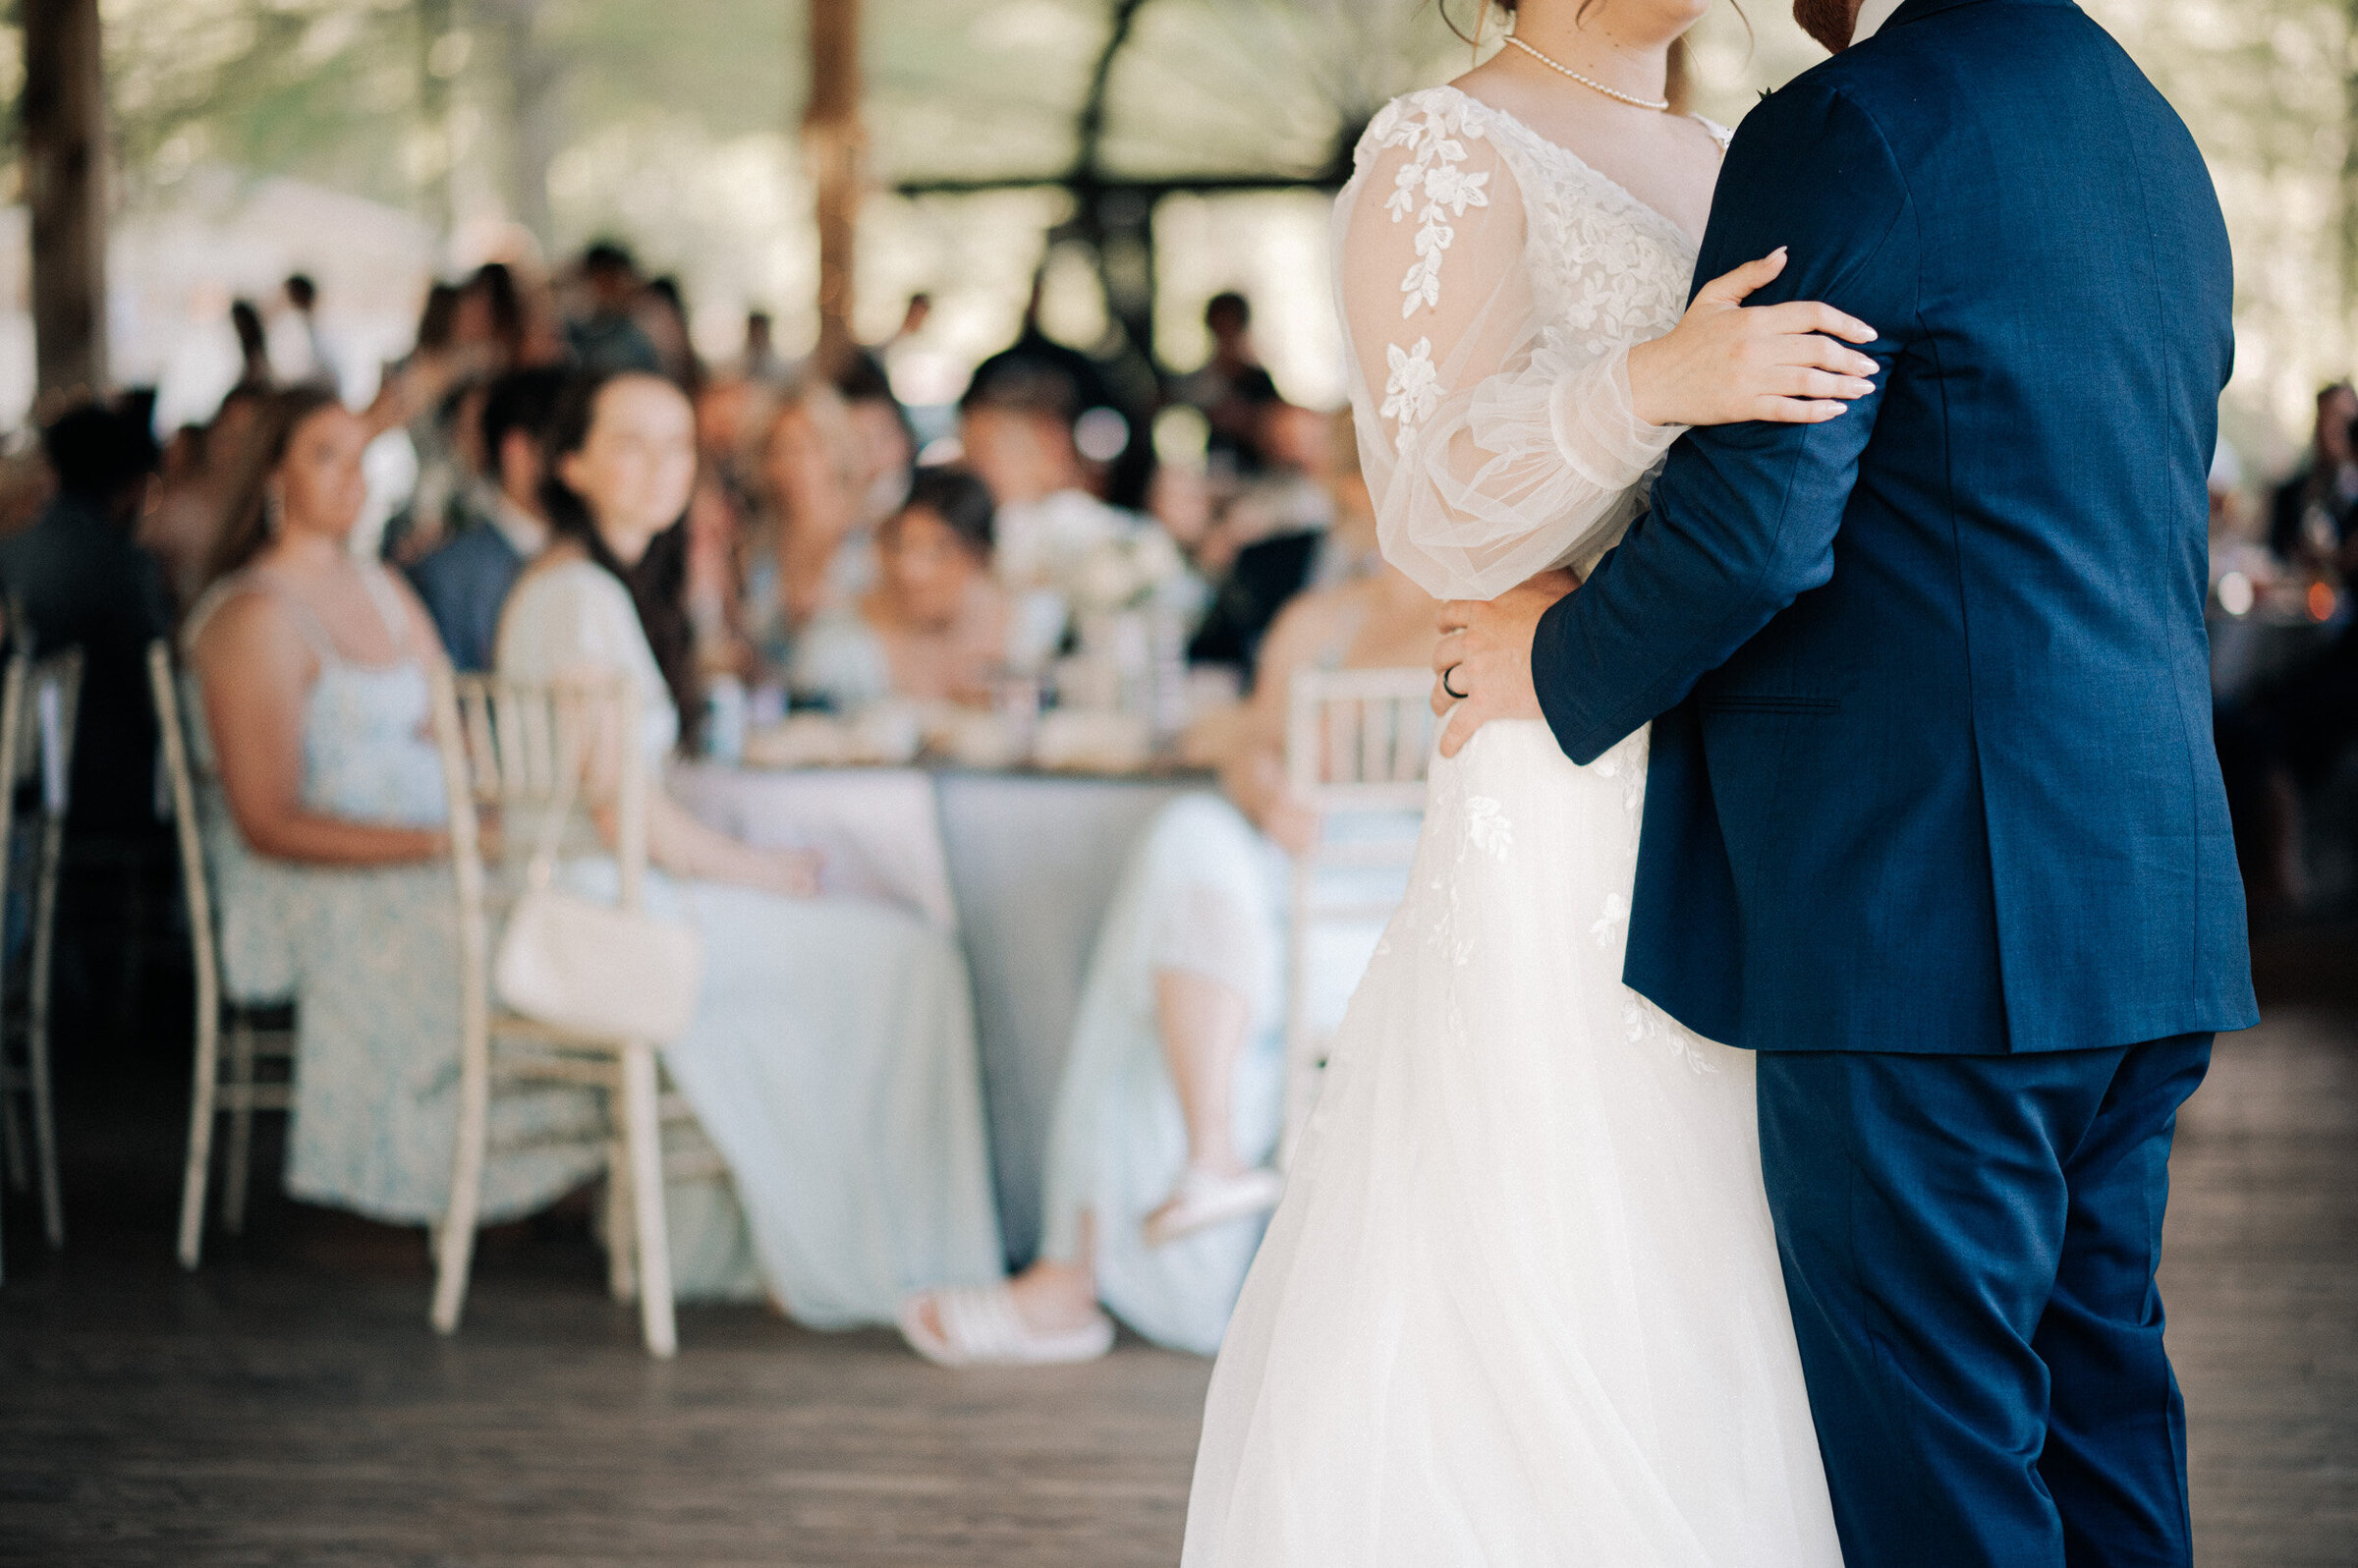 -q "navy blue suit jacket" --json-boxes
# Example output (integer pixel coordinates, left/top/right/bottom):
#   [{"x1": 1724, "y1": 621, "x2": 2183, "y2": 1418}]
[
  {"x1": 408, "y1": 524, "x2": 525, "y2": 674},
  {"x1": 1532, "y1": 0, "x2": 2257, "y2": 1055}
]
